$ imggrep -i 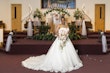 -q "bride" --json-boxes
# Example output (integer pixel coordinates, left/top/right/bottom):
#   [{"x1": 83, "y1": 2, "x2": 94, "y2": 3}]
[{"x1": 22, "y1": 18, "x2": 83, "y2": 73}]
